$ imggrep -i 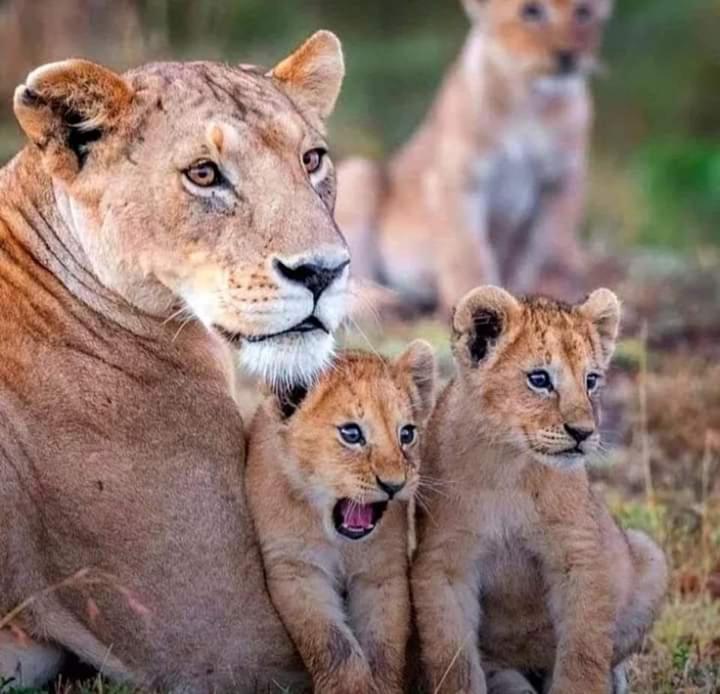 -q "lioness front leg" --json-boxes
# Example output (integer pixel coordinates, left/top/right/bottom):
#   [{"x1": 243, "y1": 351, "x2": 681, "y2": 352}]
[
  {"x1": 266, "y1": 563, "x2": 377, "y2": 694},
  {"x1": 0, "y1": 629, "x2": 64, "y2": 689},
  {"x1": 543, "y1": 525, "x2": 615, "y2": 694},
  {"x1": 412, "y1": 545, "x2": 486, "y2": 694},
  {"x1": 347, "y1": 563, "x2": 410, "y2": 694}
]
